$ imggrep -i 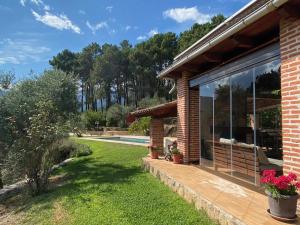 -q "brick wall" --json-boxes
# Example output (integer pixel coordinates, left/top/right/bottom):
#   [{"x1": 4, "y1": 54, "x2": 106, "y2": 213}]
[
  {"x1": 177, "y1": 72, "x2": 190, "y2": 163},
  {"x1": 177, "y1": 72, "x2": 200, "y2": 163},
  {"x1": 189, "y1": 89, "x2": 200, "y2": 161},
  {"x1": 280, "y1": 16, "x2": 300, "y2": 175},
  {"x1": 150, "y1": 118, "x2": 164, "y2": 150}
]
